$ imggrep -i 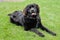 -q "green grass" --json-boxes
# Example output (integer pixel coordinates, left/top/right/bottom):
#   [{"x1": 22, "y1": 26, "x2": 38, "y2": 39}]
[{"x1": 0, "y1": 0, "x2": 60, "y2": 40}]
